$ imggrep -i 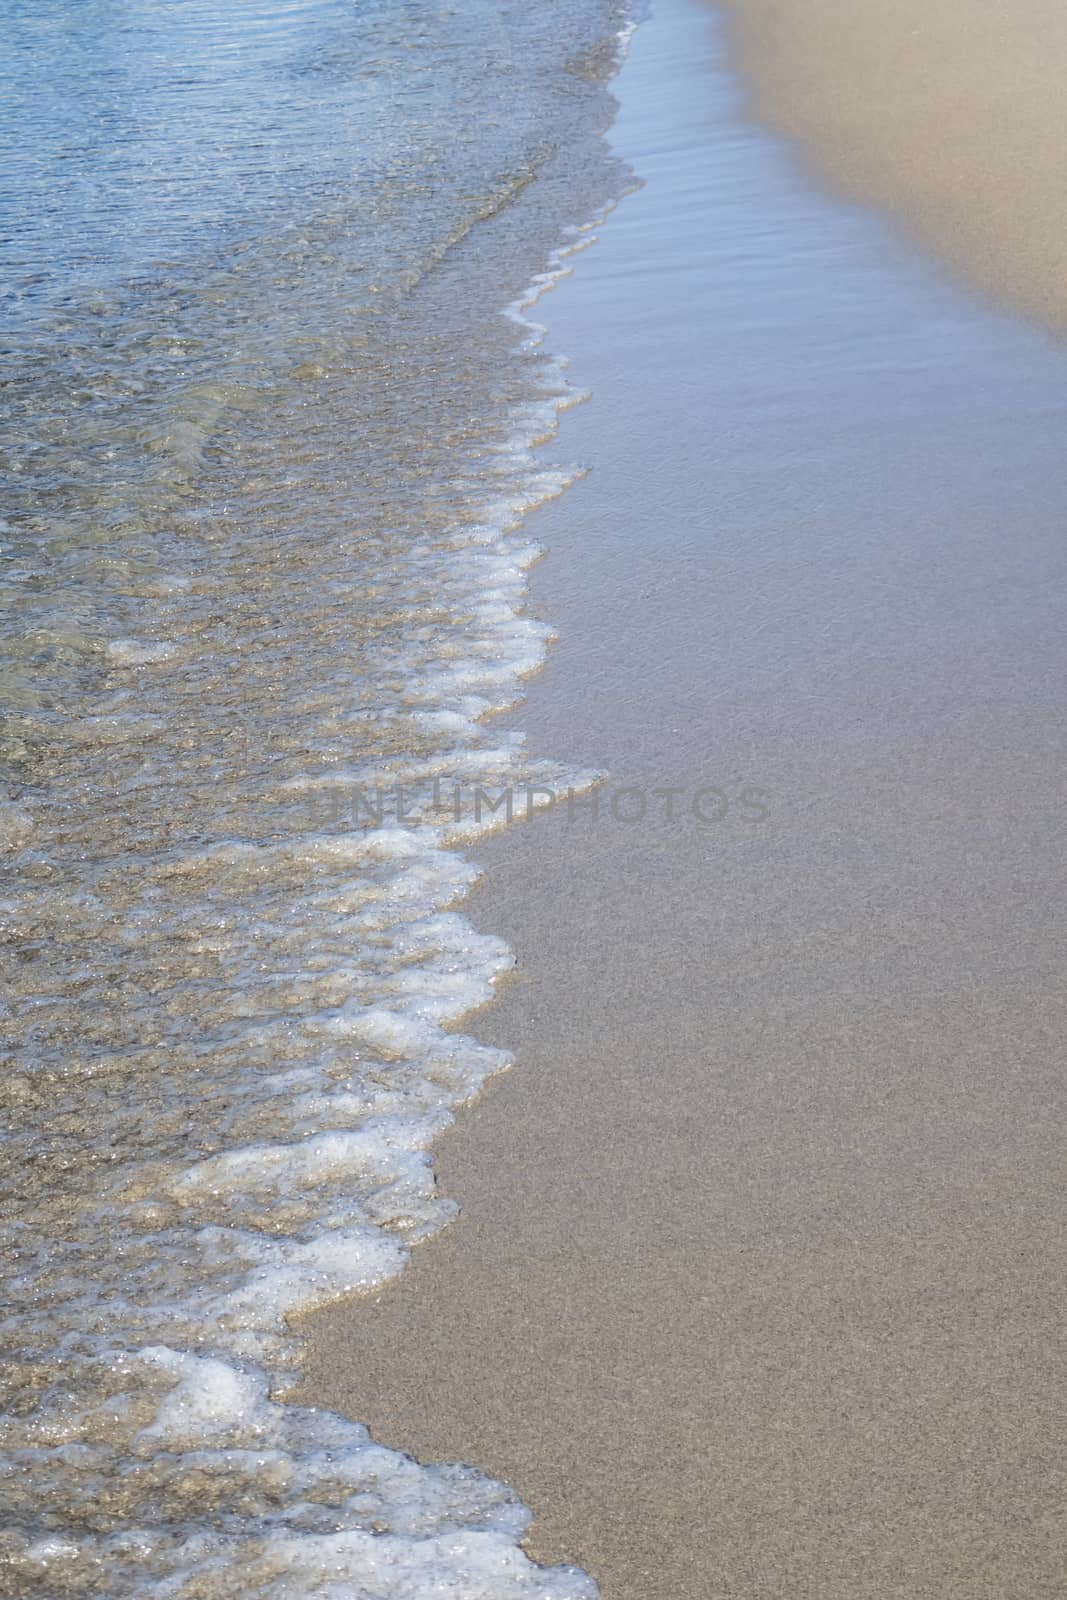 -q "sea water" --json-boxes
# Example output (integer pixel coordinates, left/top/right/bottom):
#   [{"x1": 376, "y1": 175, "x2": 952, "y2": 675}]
[{"x1": 0, "y1": 1, "x2": 634, "y2": 1591}]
